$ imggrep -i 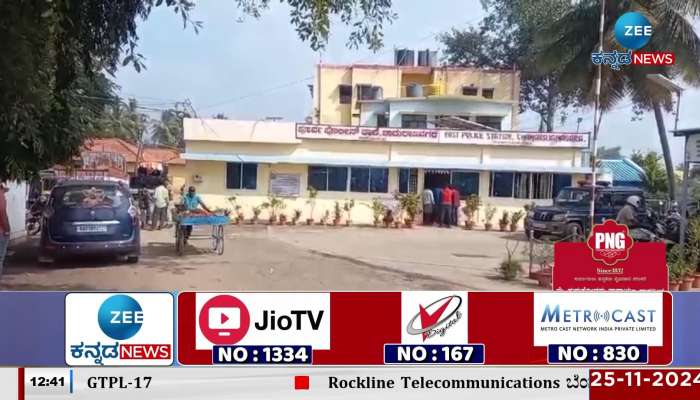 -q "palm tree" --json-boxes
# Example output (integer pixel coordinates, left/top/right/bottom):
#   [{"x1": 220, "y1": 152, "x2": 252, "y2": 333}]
[
  {"x1": 537, "y1": 0, "x2": 700, "y2": 200},
  {"x1": 152, "y1": 109, "x2": 189, "y2": 148}
]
